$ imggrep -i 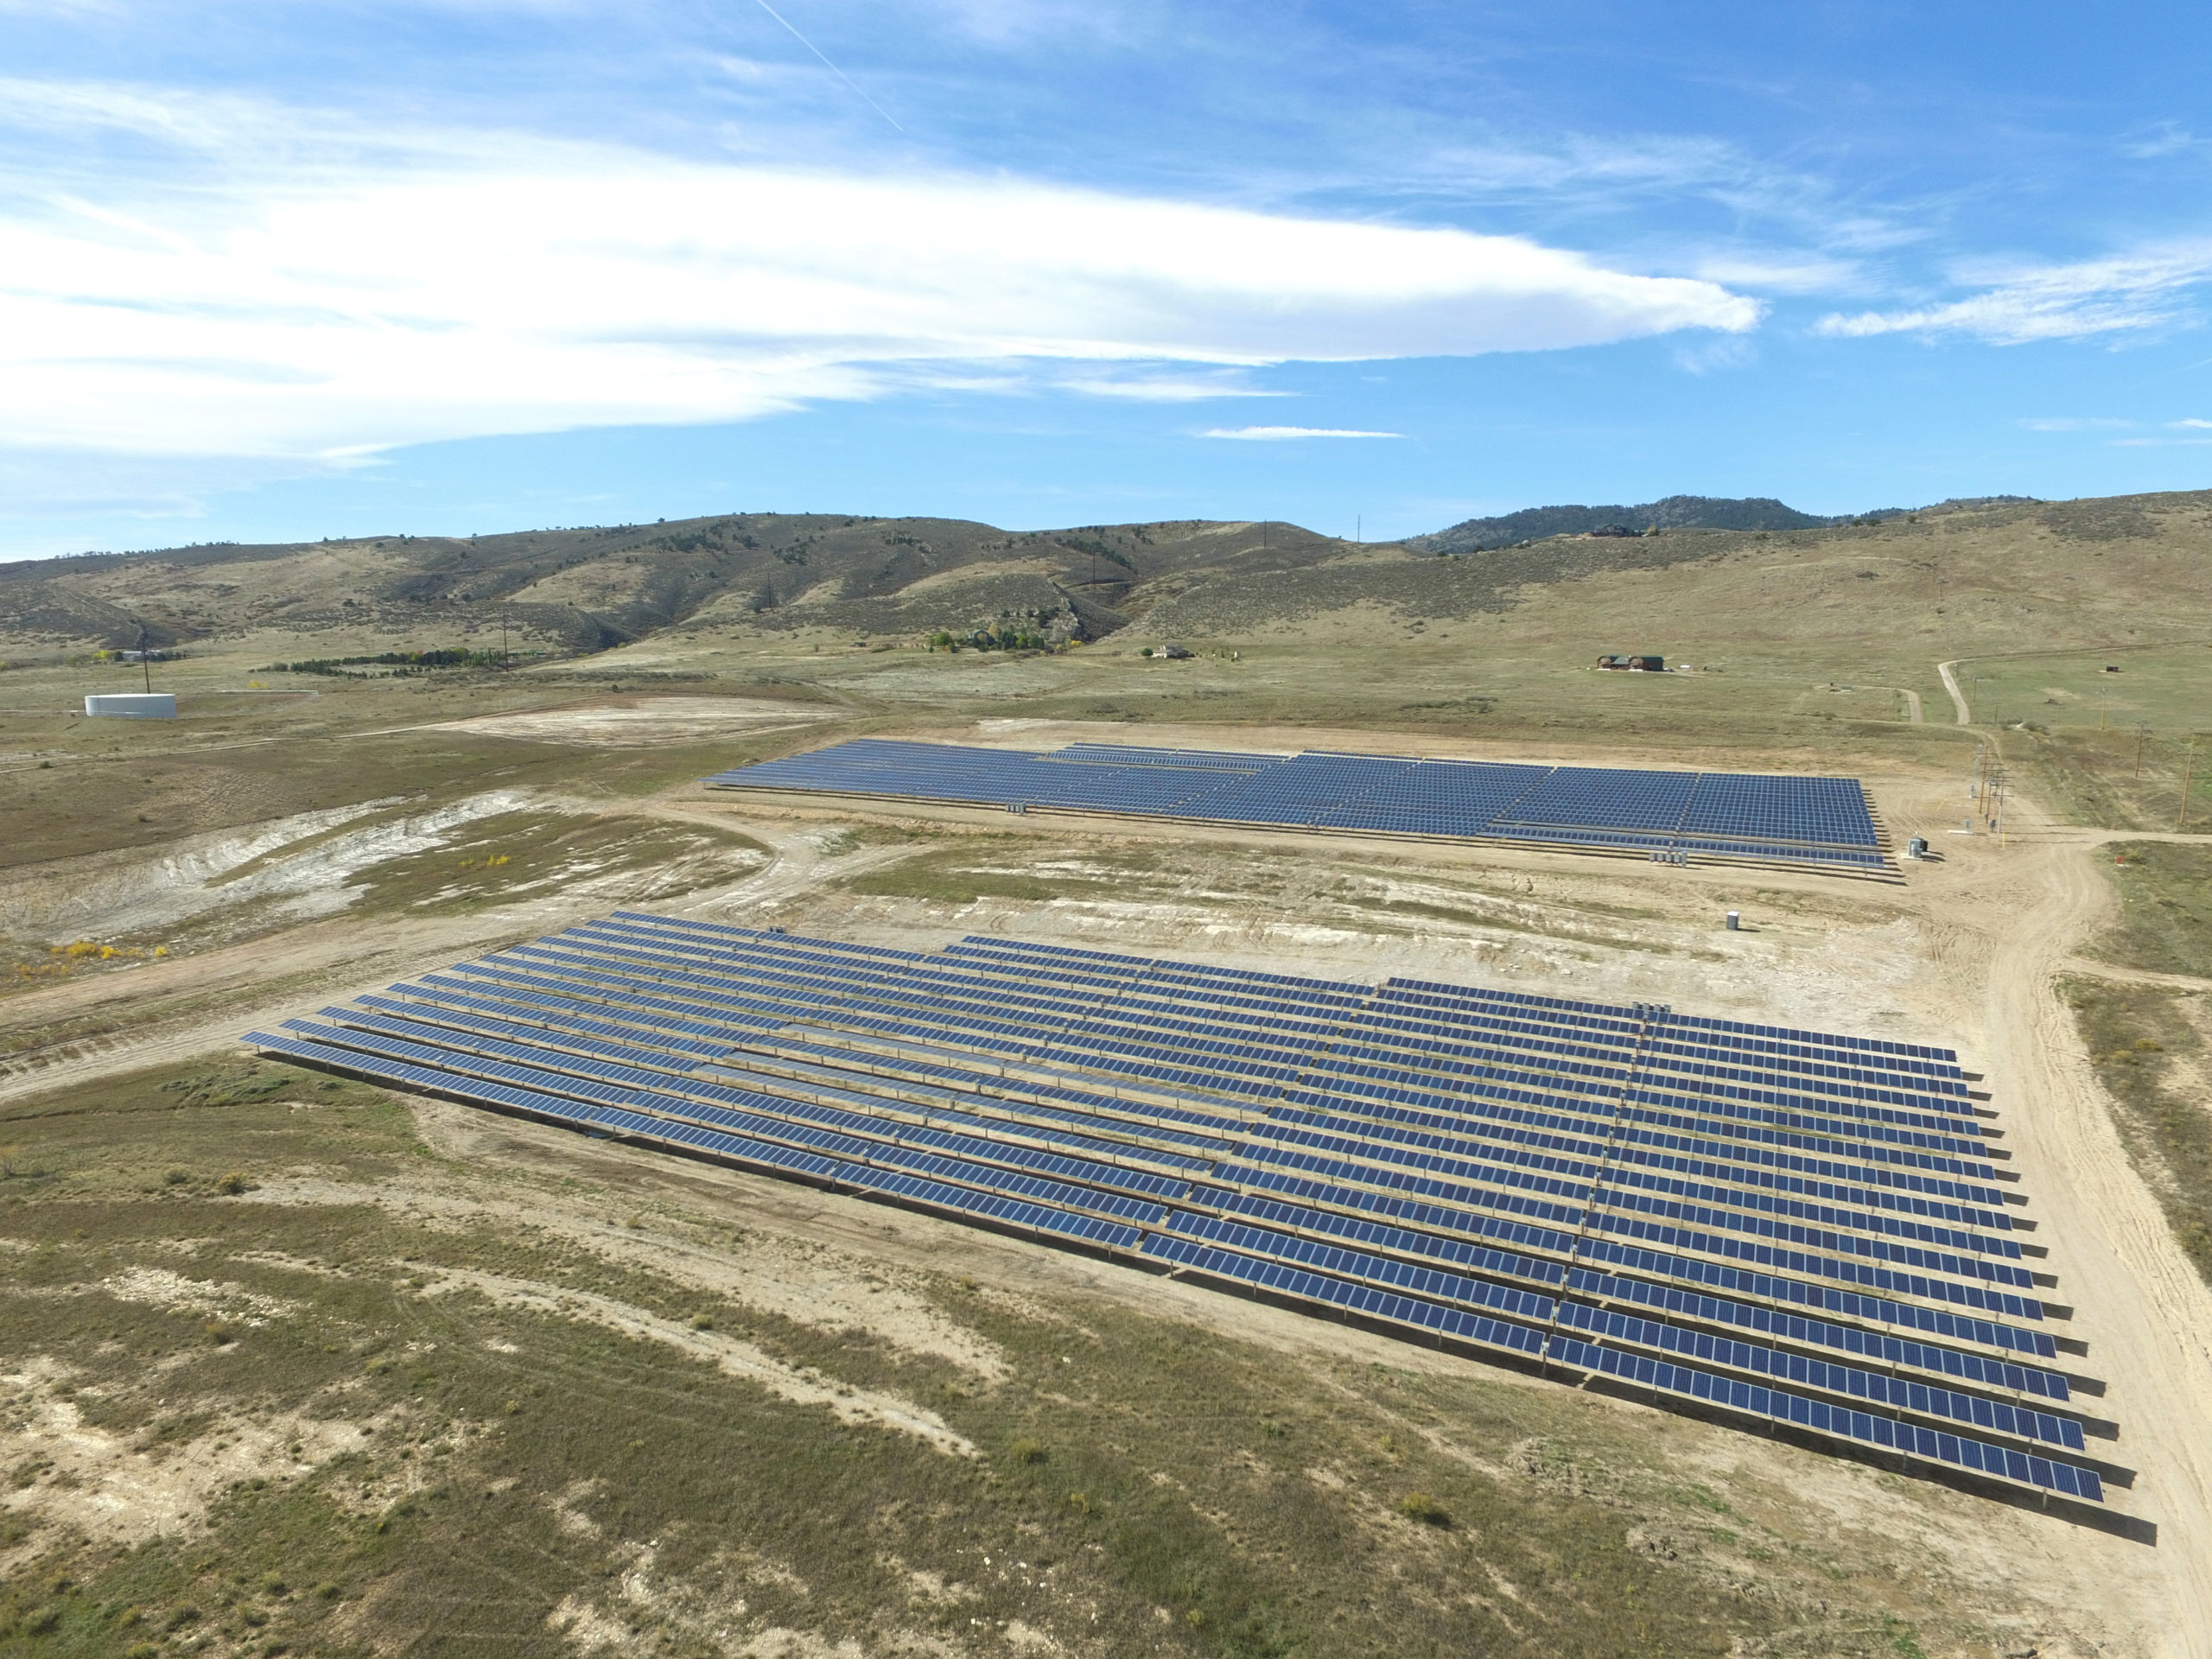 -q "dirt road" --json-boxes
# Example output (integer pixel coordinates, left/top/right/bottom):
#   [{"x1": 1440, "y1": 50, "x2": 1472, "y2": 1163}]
[
  {"x1": 1918, "y1": 812, "x2": 2212, "y2": 1653},
  {"x1": 1939, "y1": 659, "x2": 1974, "y2": 724}
]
